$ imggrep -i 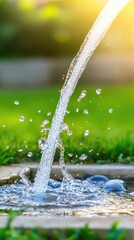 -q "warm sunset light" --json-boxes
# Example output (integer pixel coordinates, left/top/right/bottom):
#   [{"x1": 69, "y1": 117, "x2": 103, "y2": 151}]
[
  {"x1": 1, "y1": 0, "x2": 133, "y2": 56},
  {"x1": 17, "y1": 0, "x2": 134, "y2": 52}
]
